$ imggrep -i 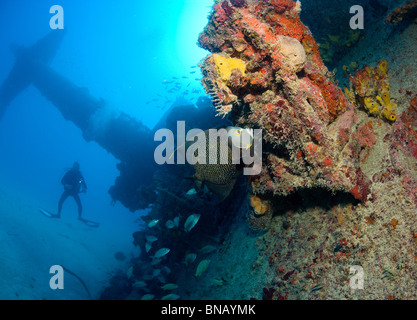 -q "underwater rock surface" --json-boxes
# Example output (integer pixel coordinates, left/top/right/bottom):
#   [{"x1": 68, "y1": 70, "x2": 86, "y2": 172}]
[
  {"x1": 100, "y1": 0, "x2": 417, "y2": 300},
  {"x1": 192, "y1": 0, "x2": 417, "y2": 299},
  {"x1": 199, "y1": 0, "x2": 371, "y2": 203}
]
